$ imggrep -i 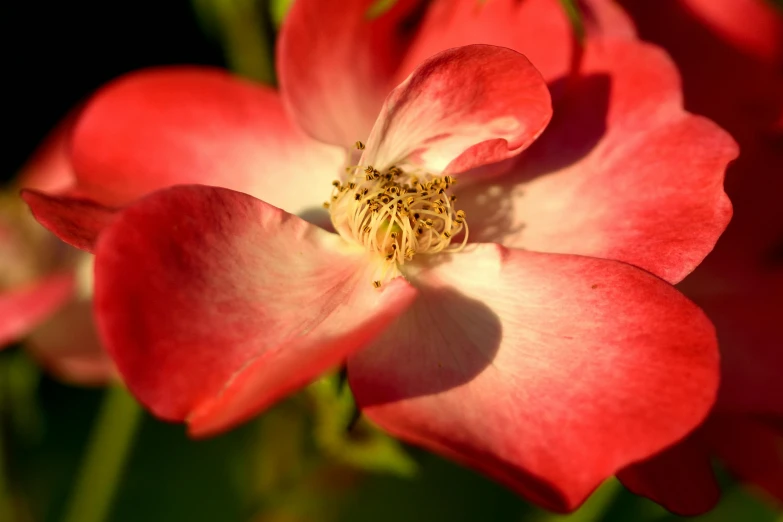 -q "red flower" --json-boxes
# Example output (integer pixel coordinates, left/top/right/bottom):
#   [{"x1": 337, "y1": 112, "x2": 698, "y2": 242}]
[
  {"x1": 22, "y1": 0, "x2": 736, "y2": 512},
  {"x1": 615, "y1": 0, "x2": 783, "y2": 514},
  {"x1": 0, "y1": 114, "x2": 113, "y2": 384}
]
